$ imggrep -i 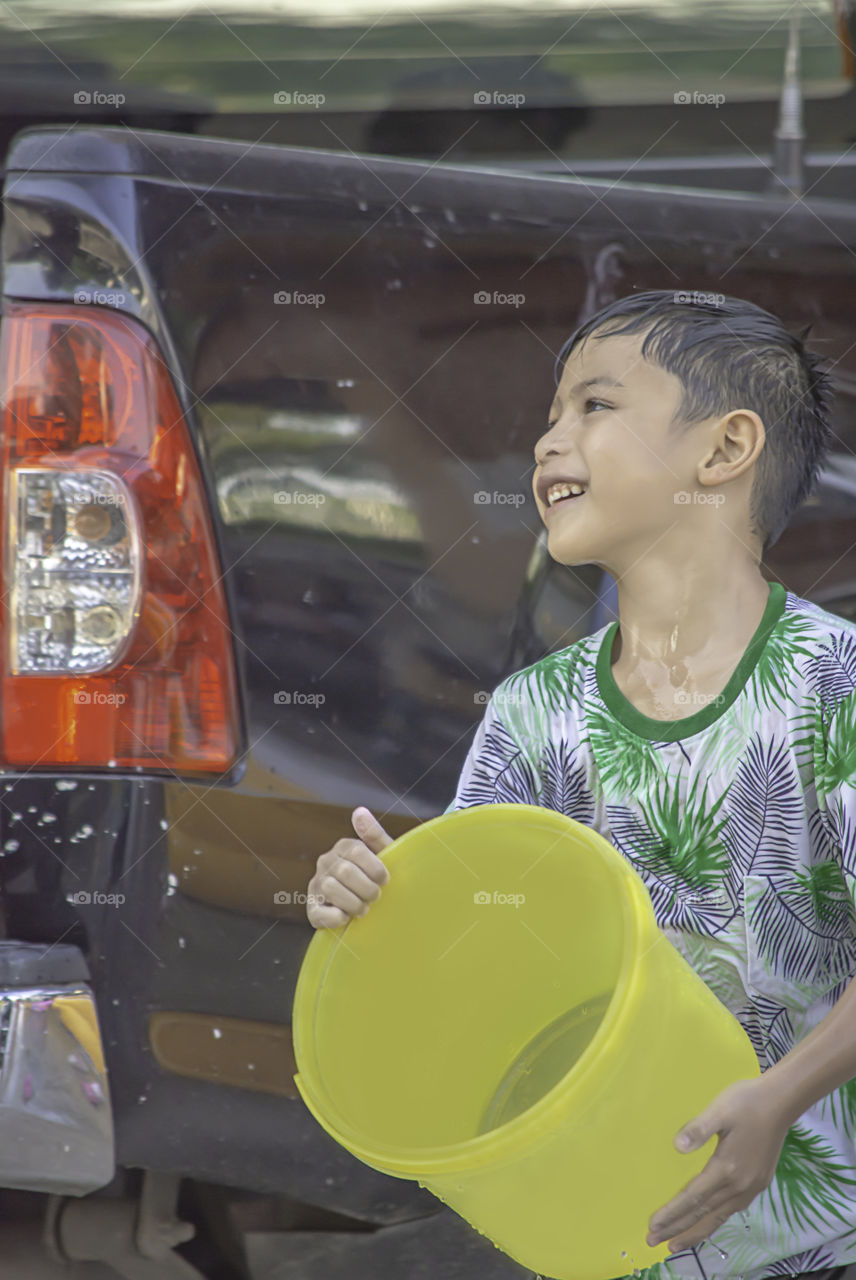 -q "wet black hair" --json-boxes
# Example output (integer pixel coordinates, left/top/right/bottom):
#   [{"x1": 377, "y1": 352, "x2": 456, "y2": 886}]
[{"x1": 553, "y1": 289, "x2": 835, "y2": 553}]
